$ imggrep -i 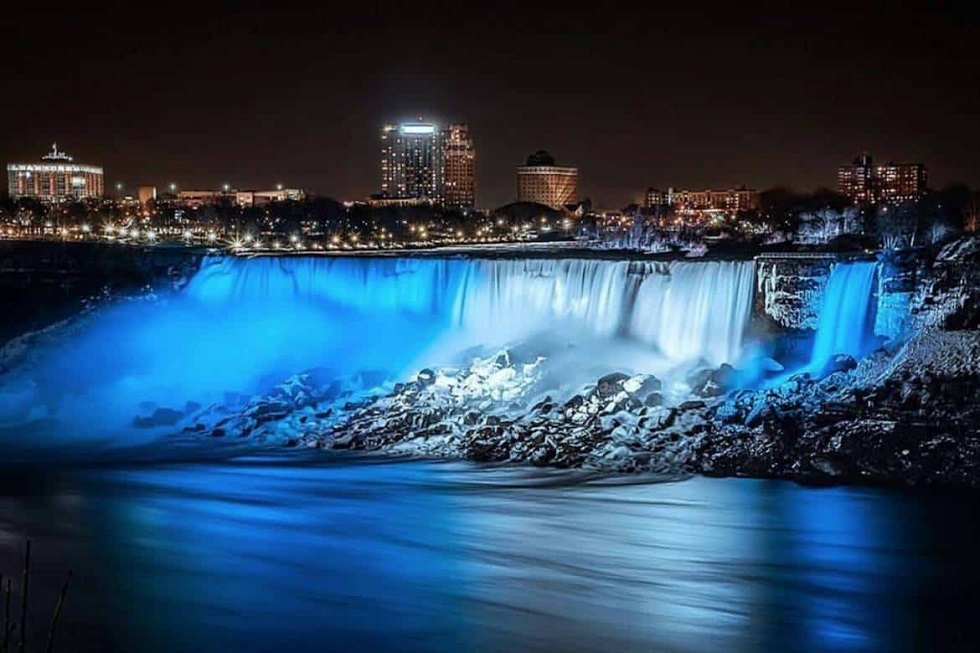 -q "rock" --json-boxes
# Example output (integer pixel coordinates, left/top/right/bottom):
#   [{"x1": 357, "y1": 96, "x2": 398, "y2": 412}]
[
  {"x1": 745, "y1": 401, "x2": 773, "y2": 427},
  {"x1": 819, "y1": 354, "x2": 857, "y2": 378},
  {"x1": 597, "y1": 372, "x2": 630, "y2": 397},
  {"x1": 644, "y1": 392, "x2": 664, "y2": 407},
  {"x1": 678, "y1": 400, "x2": 706, "y2": 411},
  {"x1": 689, "y1": 364, "x2": 737, "y2": 397},
  {"x1": 564, "y1": 394, "x2": 586, "y2": 411}
]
